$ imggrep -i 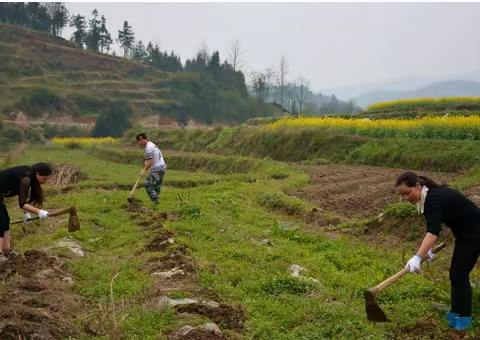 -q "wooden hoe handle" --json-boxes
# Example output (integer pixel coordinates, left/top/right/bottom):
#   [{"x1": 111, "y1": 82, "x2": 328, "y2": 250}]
[
  {"x1": 127, "y1": 175, "x2": 142, "y2": 201},
  {"x1": 10, "y1": 207, "x2": 73, "y2": 225},
  {"x1": 368, "y1": 242, "x2": 446, "y2": 294}
]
